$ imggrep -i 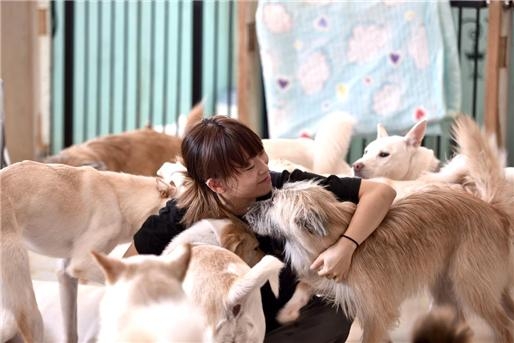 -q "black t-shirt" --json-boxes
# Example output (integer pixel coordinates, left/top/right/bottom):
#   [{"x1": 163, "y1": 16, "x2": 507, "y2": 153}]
[{"x1": 133, "y1": 169, "x2": 361, "y2": 331}]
